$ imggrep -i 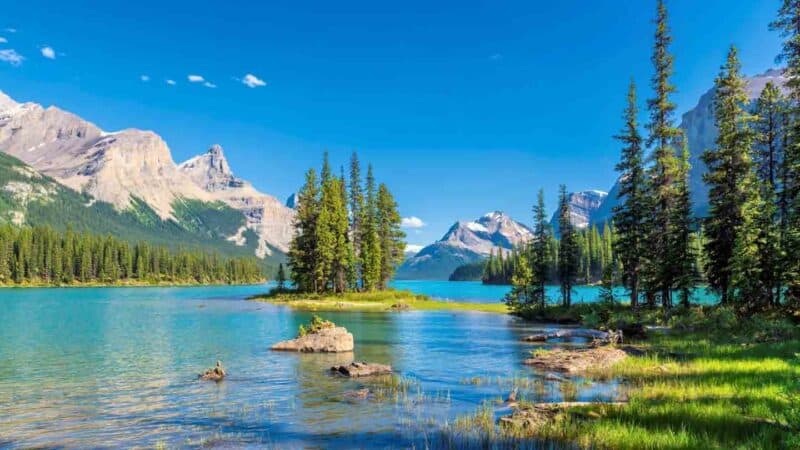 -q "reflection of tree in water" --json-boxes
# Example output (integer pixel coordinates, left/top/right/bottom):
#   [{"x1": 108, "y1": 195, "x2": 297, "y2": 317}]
[{"x1": 288, "y1": 311, "x2": 400, "y2": 441}]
